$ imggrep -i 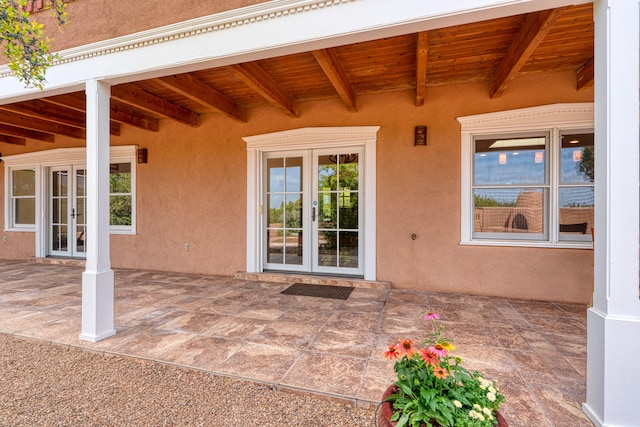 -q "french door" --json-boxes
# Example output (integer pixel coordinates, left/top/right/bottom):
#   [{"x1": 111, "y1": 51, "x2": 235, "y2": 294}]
[
  {"x1": 263, "y1": 148, "x2": 363, "y2": 275},
  {"x1": 49, "y1": 166, "x2": 87, "y2": 257}
]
